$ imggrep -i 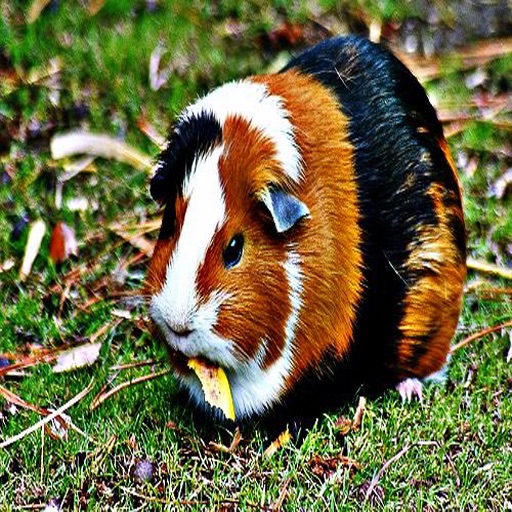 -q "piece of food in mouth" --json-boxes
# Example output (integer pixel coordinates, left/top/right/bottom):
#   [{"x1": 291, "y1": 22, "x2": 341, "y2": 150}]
[{"x1": 187, "y1": 357, "x2": 235, "y2": 421}]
